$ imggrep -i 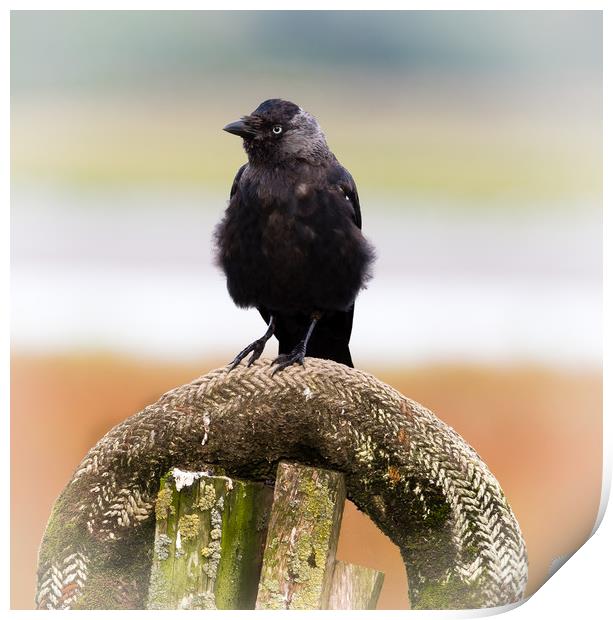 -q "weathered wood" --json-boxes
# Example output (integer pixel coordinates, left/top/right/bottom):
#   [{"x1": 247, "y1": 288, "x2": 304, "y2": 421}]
[
  {"x1": 328, "y1": 560, "x2": 385, "y2": 609},
  {"x1": 147, "y1": 468, "x2": 273, "y2": 609},
  {"x1": 256, "y1": 461, "x2": 346, "y2": 609}
]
